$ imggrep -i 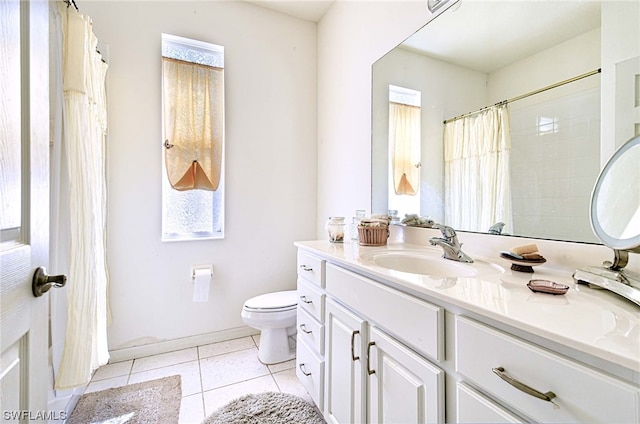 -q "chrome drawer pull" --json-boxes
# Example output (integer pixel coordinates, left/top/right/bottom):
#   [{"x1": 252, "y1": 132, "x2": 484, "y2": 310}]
[
  {"x1": 299, "y1": 265, "x2": 313, "y2": 272},
  {"x1": 299, "y1": 295, "x2": 313, "y2": 304},
  {"x1": 366, "y1": 342, "x2": 376, "y2": 375},
  {"x1": 351, "y1": 330, "x2": 360, "y2": 361},
  {"x1": 492, "y1": 367, "x2": 556, "y2": 402},
  {"x1": 299, "y1": 324, "x2": 312, "y2": 334},
  {"x1": 299, "y1": 363, "x2": 312, "y2": 377}
]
